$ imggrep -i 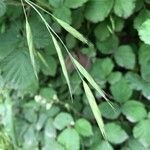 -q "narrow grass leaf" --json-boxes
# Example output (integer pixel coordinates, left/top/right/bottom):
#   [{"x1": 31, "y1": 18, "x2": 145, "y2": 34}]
[
  {"x1": 26, "y1": 0, "x2": 90, "y2": 46},
  {"x1": 24, "y1": 0, "x2": 73, "y2": 99},
  {"x1": 37, "y1": 52, "x2": 49, "y2": 68},
  {"x1": 51, "y1": 16, "x2": 89, "y2": 45},
  {"x1": 50, "y1": 33, "x2": 73, "y2": 100},
  {"x1": 82, "y1": 80, "x2": 106, "y2": 138},
  {"x1": 72, "y1": 57, "x2": 106, "y2": 97},
  {"x1": 25, "y1": 19, "x2": 38, "y2": 79}
]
